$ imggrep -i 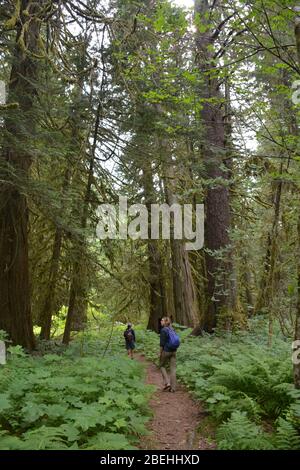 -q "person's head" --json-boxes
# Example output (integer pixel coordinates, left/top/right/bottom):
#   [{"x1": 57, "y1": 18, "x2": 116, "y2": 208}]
[
  {"x1": 127, "y1": 322, "x2": 132, "y2": 329},
  {"x1": 161, "y1": 316, "x2": 171, "y2": 327}
]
